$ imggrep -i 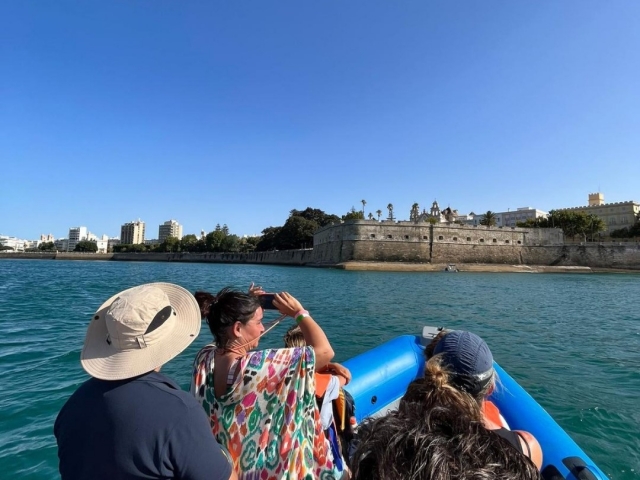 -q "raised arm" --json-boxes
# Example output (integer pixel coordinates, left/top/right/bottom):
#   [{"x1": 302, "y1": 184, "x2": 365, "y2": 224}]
[{"x1": 273, "y1": 292, "x2": 334, "y2": 370}]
